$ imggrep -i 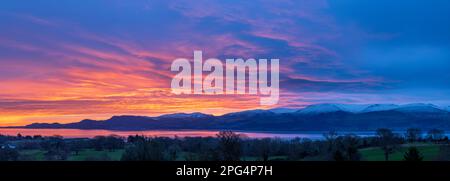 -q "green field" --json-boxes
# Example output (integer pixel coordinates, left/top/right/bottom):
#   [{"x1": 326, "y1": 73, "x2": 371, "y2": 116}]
[
  {"x1": 360, "y1": 143, "x2": 440, "y2": 161},
  {"x1": 17, "y1": 143, "x2": 443, "y2": 161},
  {"x1": 19, "y1": 149, "x2": 125, "y2": 161}
]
